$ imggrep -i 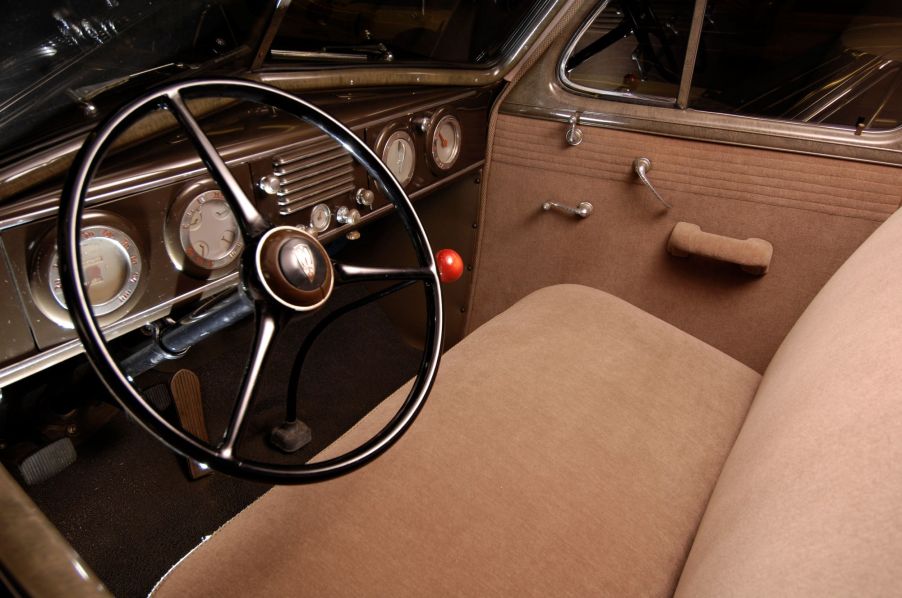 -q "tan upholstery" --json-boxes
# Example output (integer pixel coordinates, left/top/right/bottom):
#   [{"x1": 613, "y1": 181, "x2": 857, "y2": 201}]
[
  {"x1": 667, "y1": 222, "x2": 773, "y2": 275},
  {"x1": 154, "y1": 285, "x2": 760, "y2": 597},
  {"x1": 675, "y1": 207, "x2": 902, "y2": 596}
]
